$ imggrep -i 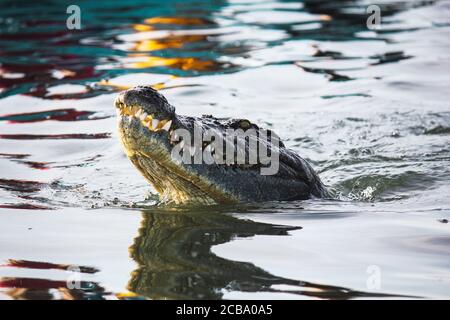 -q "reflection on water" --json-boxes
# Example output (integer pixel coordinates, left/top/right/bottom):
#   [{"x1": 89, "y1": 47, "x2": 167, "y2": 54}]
[
  {"x1": 0, "y1": 260, "x2": 108, "y2": 300},
  {"x1": 0, "y1": 207, "x2": 407, "y2": 300},
  {"x1": 0, "y1": 278, "x2": 108, "y2": 300},
  {"x1": 1, "y1": 0, "x2": 450, "y2": 299},
  {"x1": 124, "y1": 17, "x2": 231, "y2": 72},
  {"x1": 0, "y1": 0, "x2": 235, "y2": 99},
  {"x1": 0, "y1": 0, "x2": 428, "y2": 99},
  {"x1": 128, "y1": 209, "x2": 402, "y2": 299}
]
